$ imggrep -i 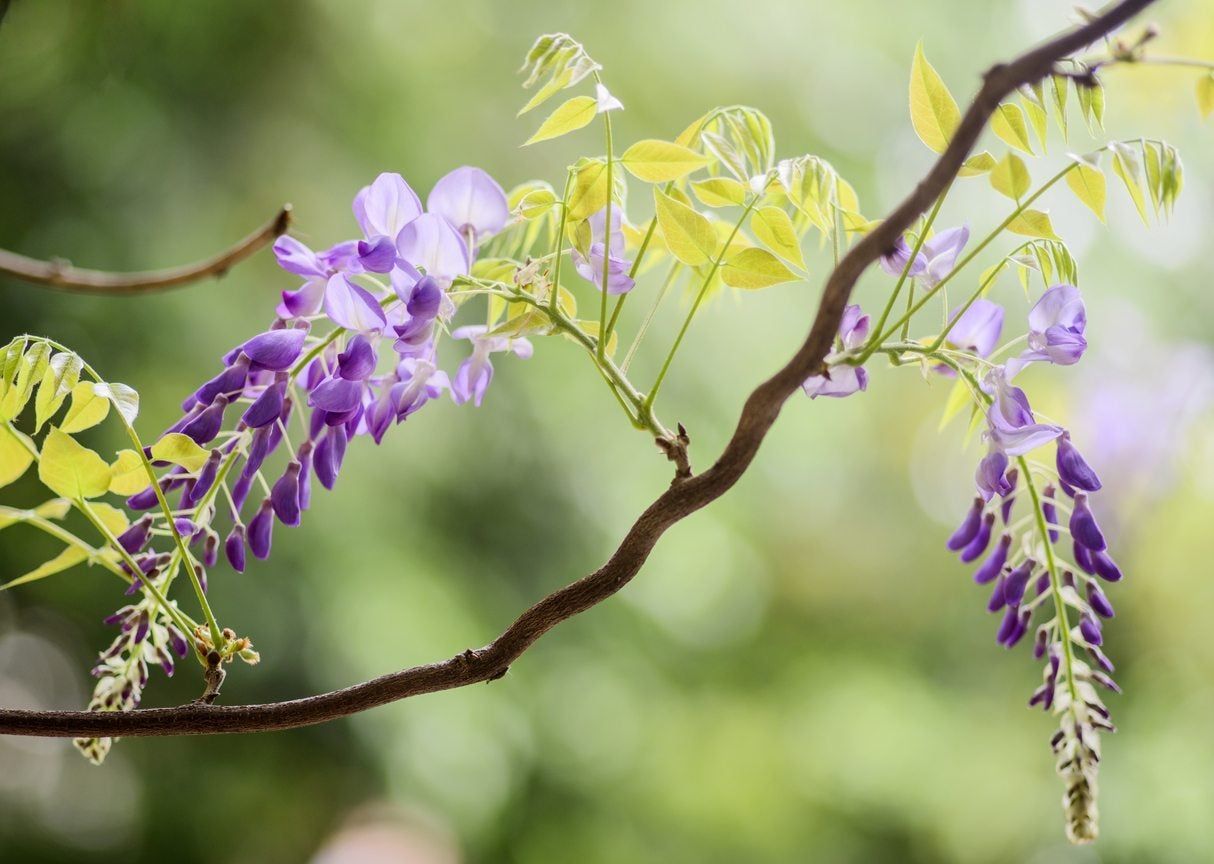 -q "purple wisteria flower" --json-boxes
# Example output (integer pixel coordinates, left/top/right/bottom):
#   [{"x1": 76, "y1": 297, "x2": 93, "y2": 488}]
[
  {"x1": 1006, "y1": 284, "x2": 1087, "y2": 378},
  {"x1": 426, "y1": 166, "x2": 510, "y2": 246},
  {"x1": 879, "y1": 225, "x2": 969, "y2": 287},
  {"x1": 571, "y1": 208, "x2": 635, "y2": 295},
  {"x1": 945, "y1": 299, "x2": 1004, "y2": 358},
  {"x1": 450, "y1": 325, "x2": 534, "y2": 407},
  {"x1": 802, "y1": 305, "x2": 870, "y2": 399}
]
